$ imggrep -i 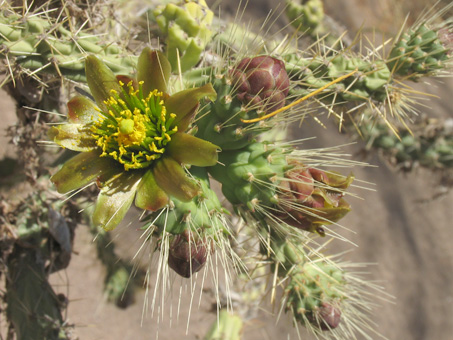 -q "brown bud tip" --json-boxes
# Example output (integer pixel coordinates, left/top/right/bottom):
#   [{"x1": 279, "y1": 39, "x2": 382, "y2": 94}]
[
  {"x1": 318, "y1": 302, "x2": 341, "y2": 330},
  {"x1": 168, "y1": 231, "x2": 210, "y2": 278},
  {"x1": 230, "y1": 55, "x2": 290, "y2": 113}
]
